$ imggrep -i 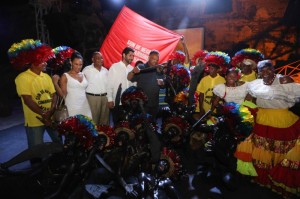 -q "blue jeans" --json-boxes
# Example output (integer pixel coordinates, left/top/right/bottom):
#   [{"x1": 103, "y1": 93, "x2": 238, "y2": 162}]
[{"x1": 25, "y1": 125, "x2": 62, "y2": 148}]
